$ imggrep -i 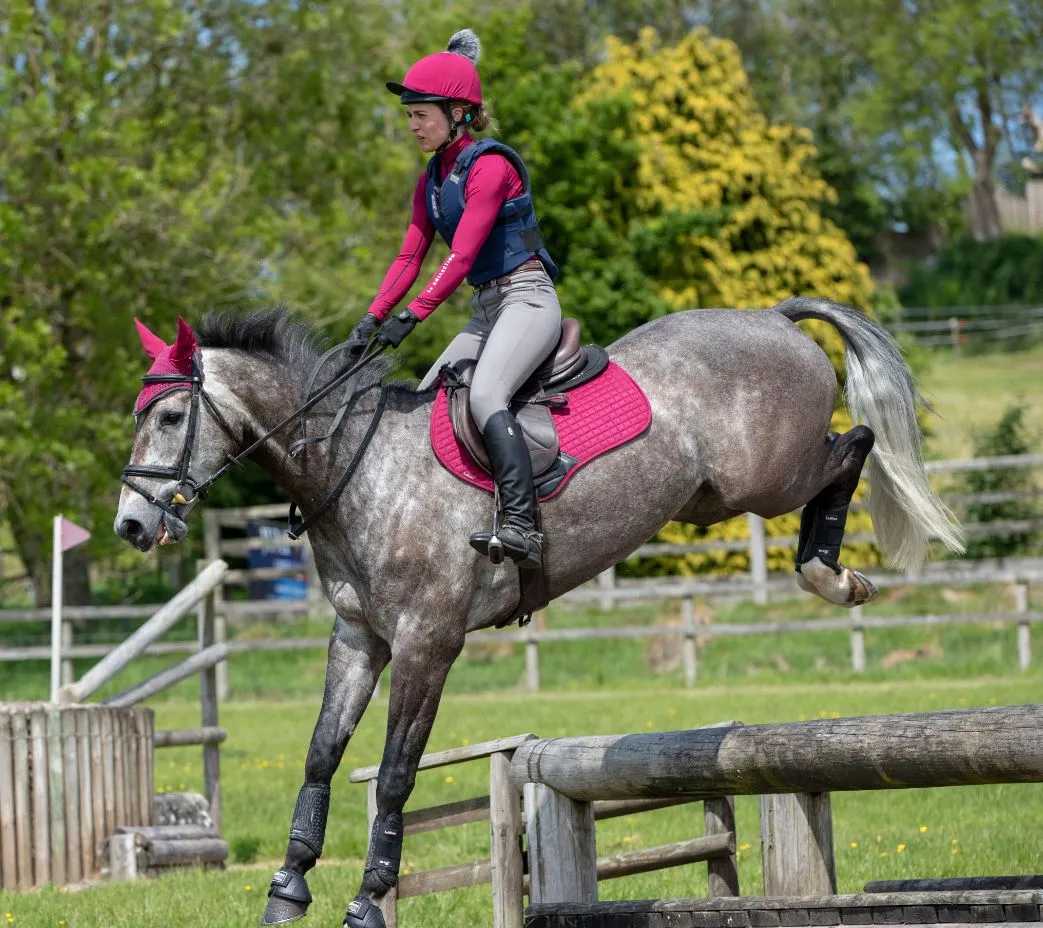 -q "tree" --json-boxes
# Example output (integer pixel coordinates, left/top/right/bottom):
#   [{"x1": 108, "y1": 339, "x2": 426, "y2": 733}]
[
  {"x1": 0, "y1": 2, "x2": 270, "y2": 599},
  {"x1": 818, "y1": 0, "x2": 1043, "y2": 242}
]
